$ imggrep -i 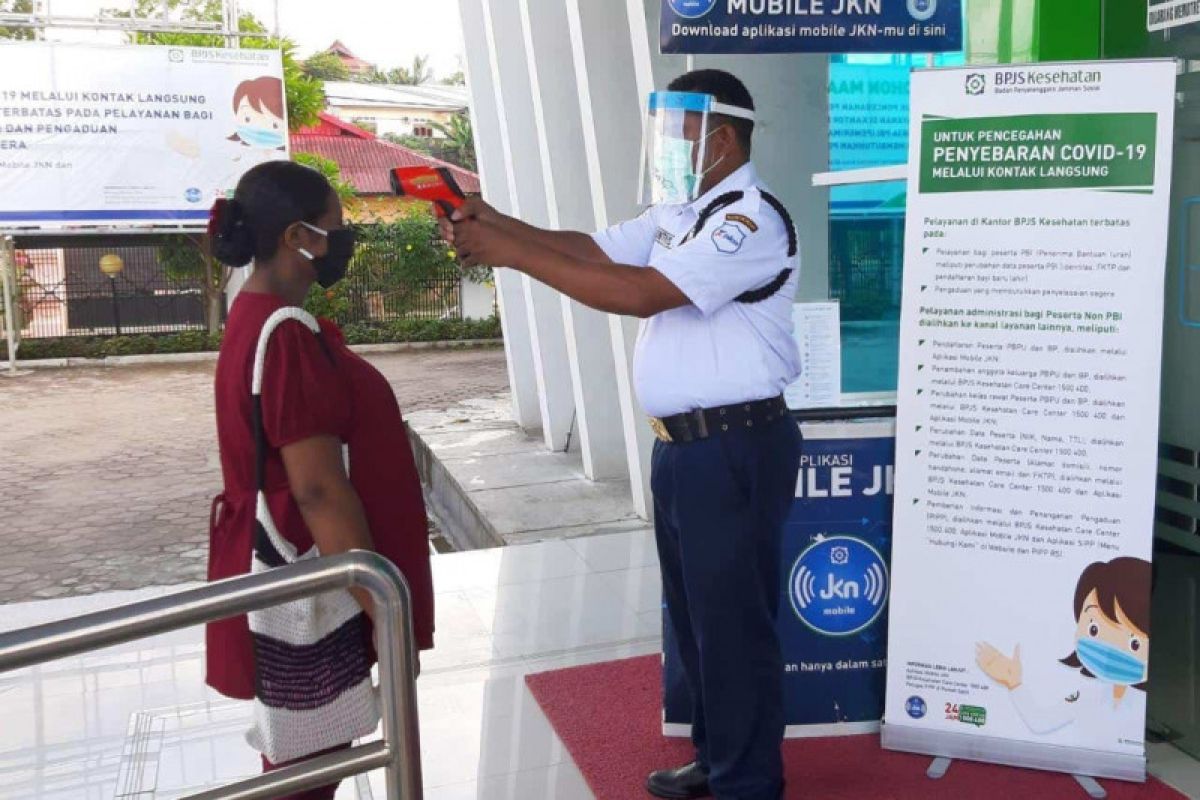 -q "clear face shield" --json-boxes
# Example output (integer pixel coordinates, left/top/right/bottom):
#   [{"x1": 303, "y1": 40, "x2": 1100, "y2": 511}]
[{"x1": 638, "y1": 91, "x2": 756, "y2": 206}]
